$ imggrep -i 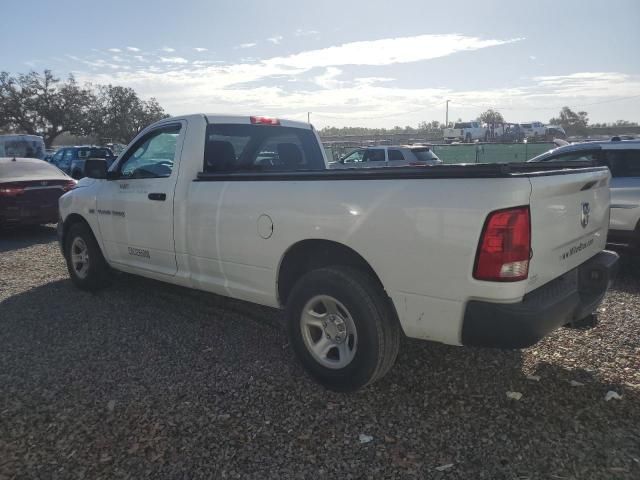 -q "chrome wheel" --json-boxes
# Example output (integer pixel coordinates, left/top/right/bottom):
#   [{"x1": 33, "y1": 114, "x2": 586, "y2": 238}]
[
  {"x1": 300, "y1": 295, "x2": 358, "y2": 369},
  {"x1": 70, "y1": 237, "x2": 90, "y2": 279}
]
